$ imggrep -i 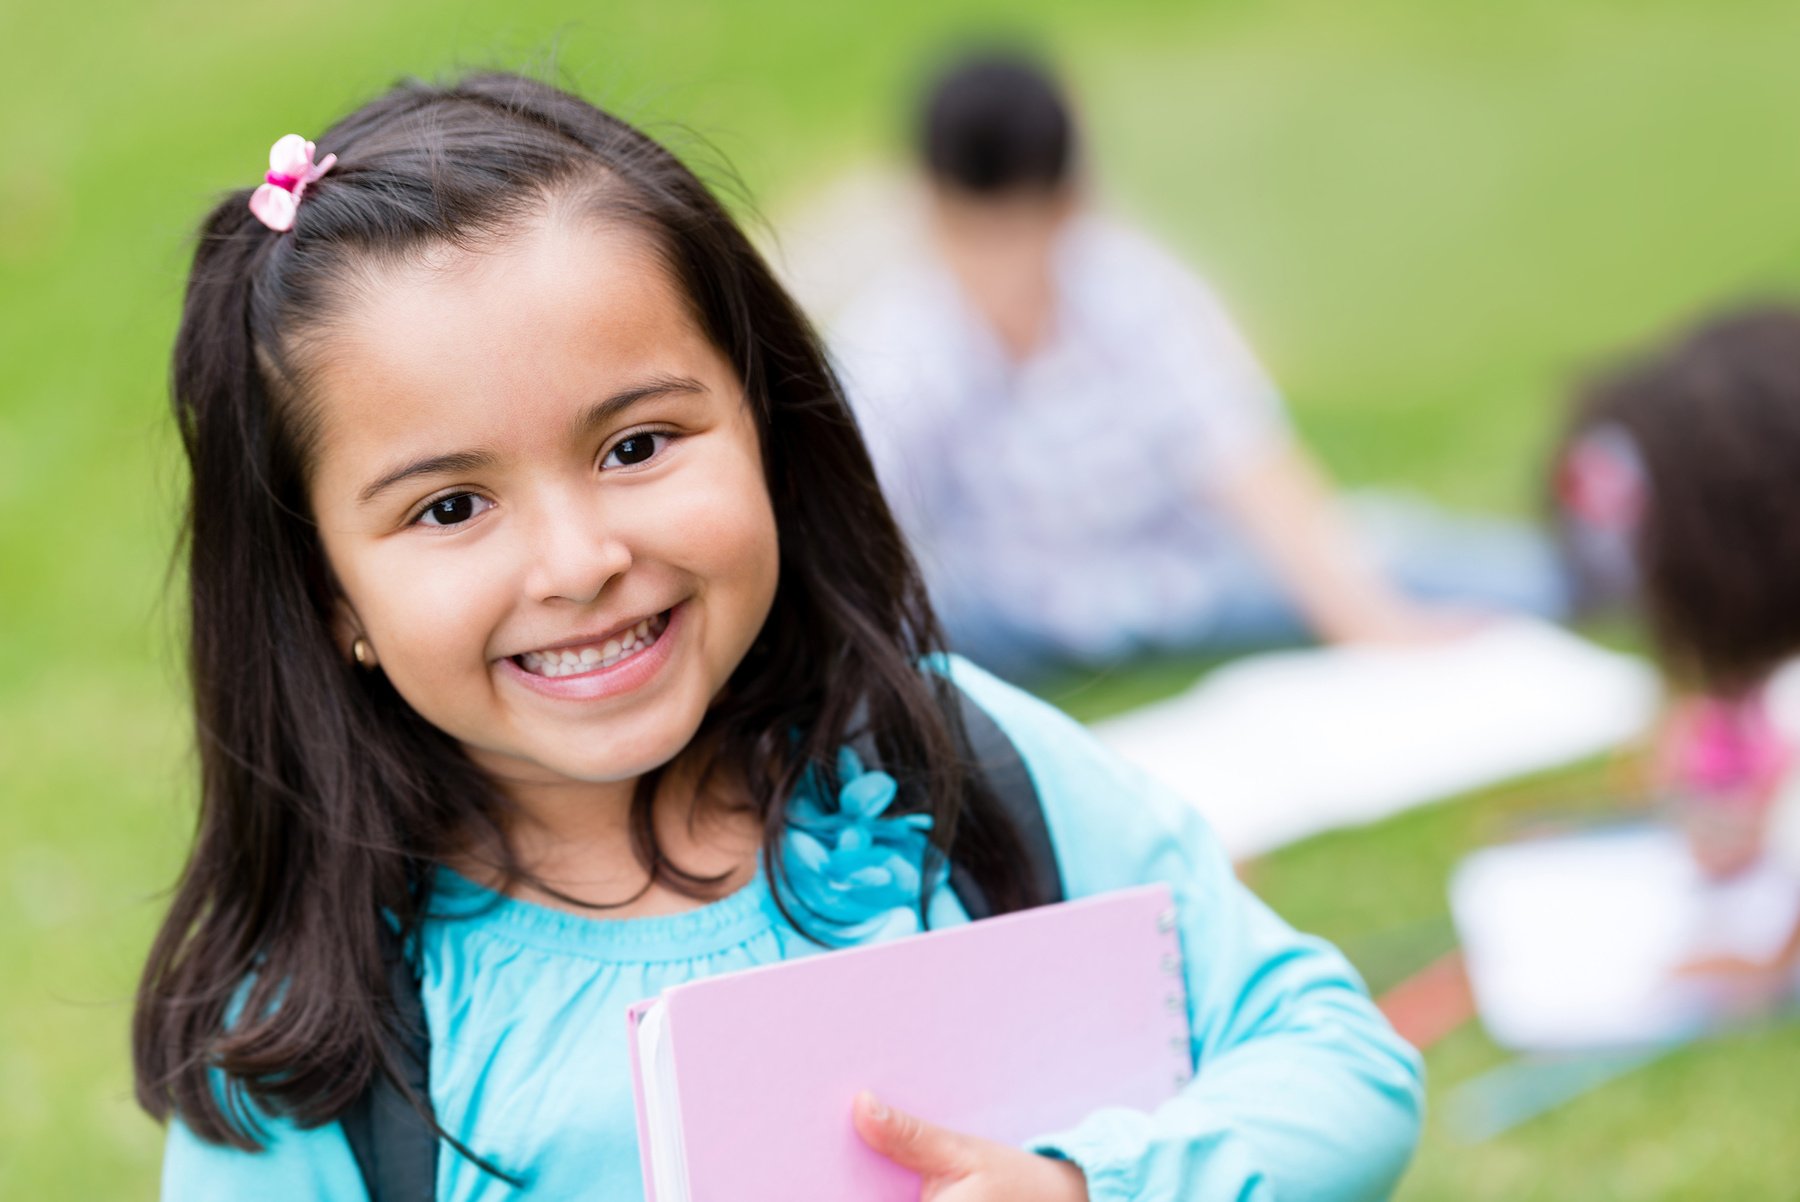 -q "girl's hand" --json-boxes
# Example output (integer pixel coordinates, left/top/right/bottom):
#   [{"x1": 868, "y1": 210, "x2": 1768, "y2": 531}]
[{"x1": 852, "y1": 1092, "x2": 1090, "y2": 1201}]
